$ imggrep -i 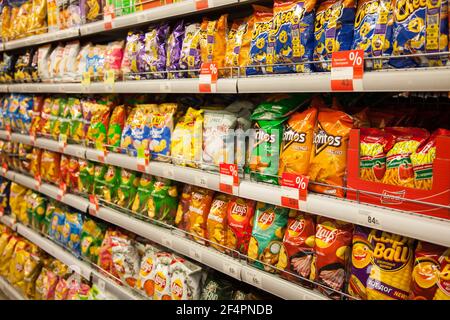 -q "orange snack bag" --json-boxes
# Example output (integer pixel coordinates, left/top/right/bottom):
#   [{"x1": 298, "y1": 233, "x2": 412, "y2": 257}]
[
  {"x1": 278, "y1": 107, "x2": 318, "y2": 181},
  {"x1": 40, "y1": 150, "x2": 61, "y2": 184},
  {"x1": 239, "y1": 15, "x2": 255, "y2": 74},
  {"x1": 39, "y1": 97, "x2": 54, "y2": 136},
  {"x1": 308, "y1": 108, "x2": 353, "y2": 197},
  {"x1": 187, "y1": 187, "x2": 214, "y2": 244},
  {"x1": 200, "y1": 14, "x2": 228, "y2": 75},
  {"x1": 226, "y1": 197, "x2": 256, "y2": 256},
  {"x1": 206, "y1": 193, "x2": 231, "y2": 252}
]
